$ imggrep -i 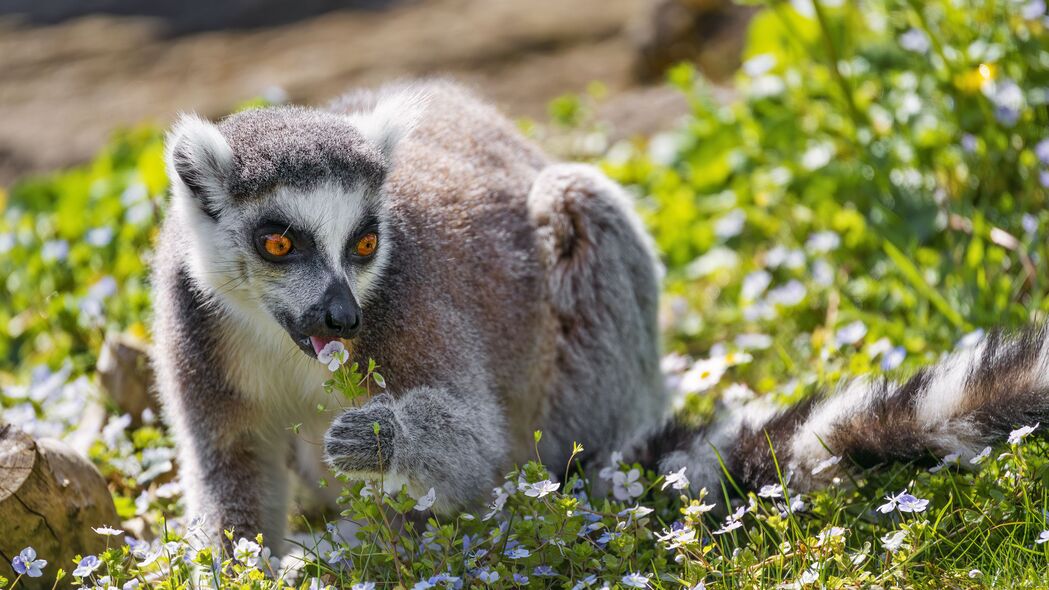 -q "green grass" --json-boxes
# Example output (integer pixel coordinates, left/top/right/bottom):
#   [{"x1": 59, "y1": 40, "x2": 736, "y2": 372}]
[{"x1": 3, "y1": 0, "x2": 1049, "y2": 587}]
